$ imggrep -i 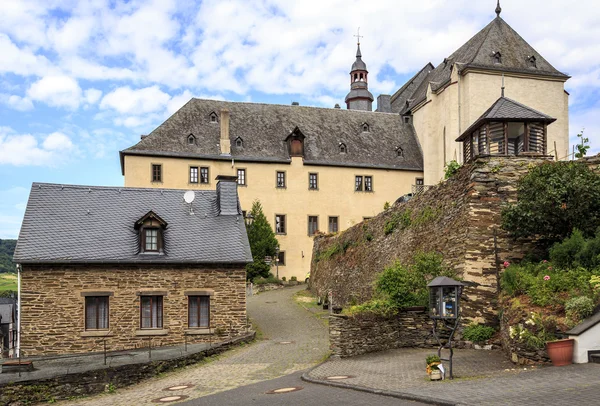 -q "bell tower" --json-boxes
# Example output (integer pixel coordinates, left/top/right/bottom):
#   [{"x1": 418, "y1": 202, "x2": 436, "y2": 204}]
[{"x1": 345, "y1": 29, "x2": 374, "y2": 111}]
